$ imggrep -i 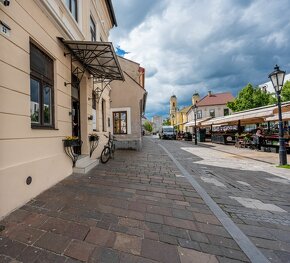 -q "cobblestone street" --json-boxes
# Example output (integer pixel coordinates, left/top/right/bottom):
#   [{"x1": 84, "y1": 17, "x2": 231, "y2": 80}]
[{"x1": 0, "y1": 137, "x2": 290, "y2": 262}]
